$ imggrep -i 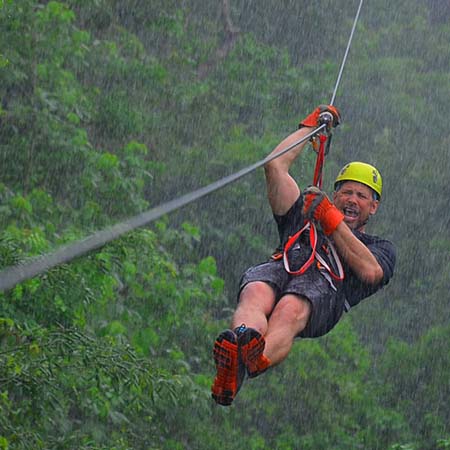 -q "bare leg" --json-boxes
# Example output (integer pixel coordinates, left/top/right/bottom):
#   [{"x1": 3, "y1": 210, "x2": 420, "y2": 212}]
[
  {"x1": 264, "y1": 294, "x2": 311, "y2": 365},
  {"x1": 231, "y1": 281, "x2": 276, "y2": 334},
  {"x1": 211, "y1": 281, "x2": 276, "y2": 404}
]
